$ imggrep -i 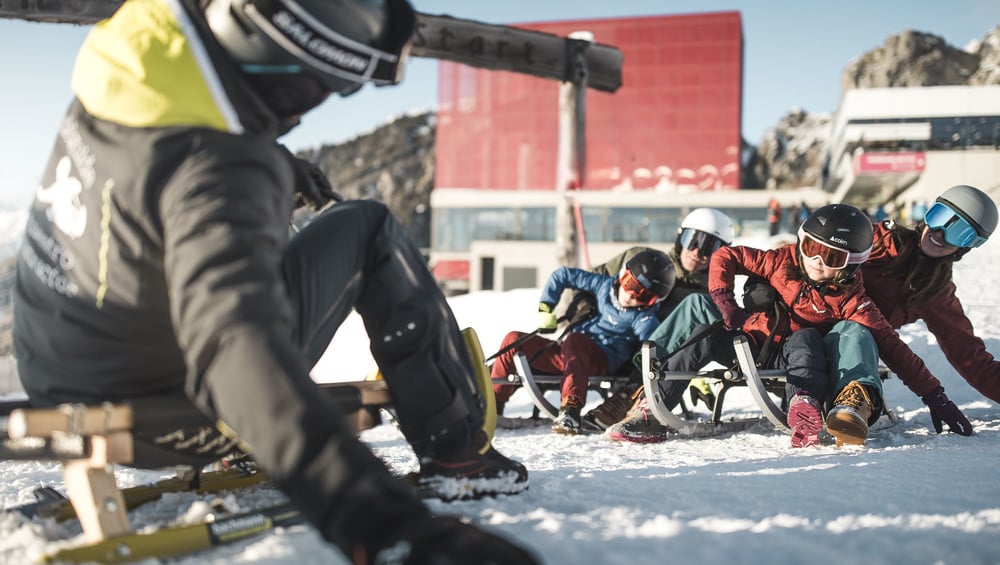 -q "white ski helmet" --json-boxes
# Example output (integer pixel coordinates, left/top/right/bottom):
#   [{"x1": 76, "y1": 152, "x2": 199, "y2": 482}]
[
  {"x1": 675, "y1": 207, "x2": 736, "y2": 256},
  {"x1": 680, "y1": 208, "x2": 736, "y2": 244}
]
